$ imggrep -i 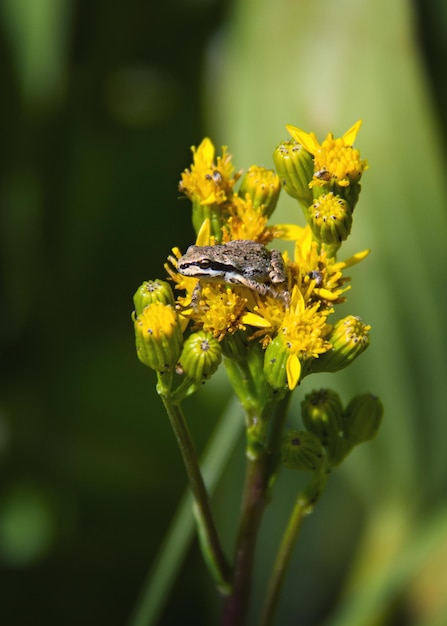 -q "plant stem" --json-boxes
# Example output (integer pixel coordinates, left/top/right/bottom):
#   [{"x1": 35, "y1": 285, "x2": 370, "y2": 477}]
[
  {"x1": 220, "y1": 395, "x2": 291, "y2": 626},
  {"x1": 158, "y1": 385, "x2": 231, "y2": 593},
  {"x1": 220, "y1": 449, "x2": 271, "y2": 626},
  {"x1": 260, "y1": 471, "x2": 328, "y2": 626}
]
